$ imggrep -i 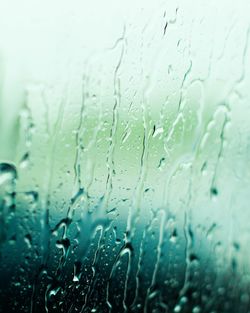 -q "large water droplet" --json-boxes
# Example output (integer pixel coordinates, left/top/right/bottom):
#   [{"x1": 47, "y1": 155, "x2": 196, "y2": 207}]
[{"x1": 0, "y1": 162, "x2": 17, "y2": 185}]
